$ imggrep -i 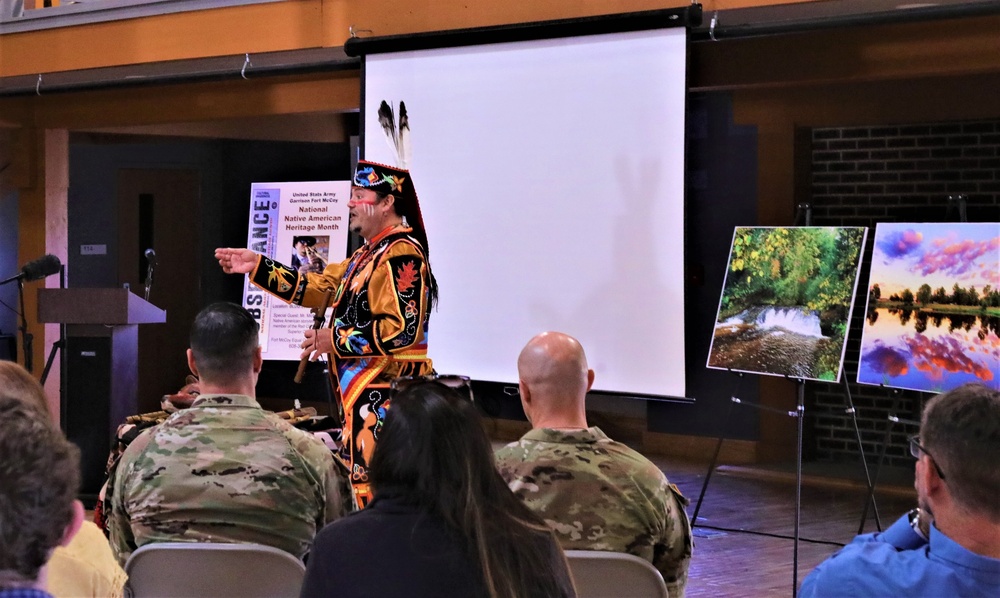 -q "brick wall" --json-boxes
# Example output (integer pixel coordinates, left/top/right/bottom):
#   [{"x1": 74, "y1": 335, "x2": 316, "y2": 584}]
[{"x1": 809, "y1": 119, "x2": 1000, "y2": 467}]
